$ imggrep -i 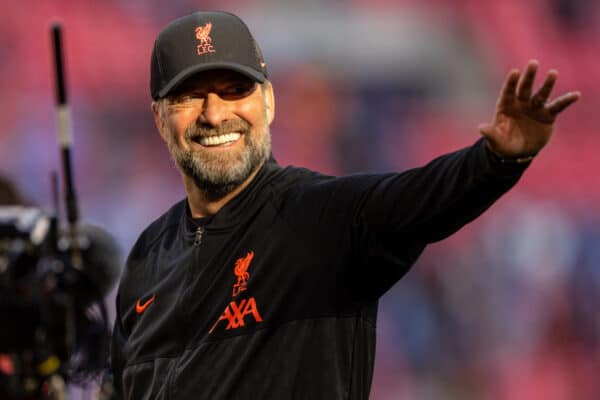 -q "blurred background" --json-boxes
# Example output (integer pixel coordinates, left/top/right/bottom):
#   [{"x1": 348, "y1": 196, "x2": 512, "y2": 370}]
[{"x1": 0, "y1": 0, "x2": 599, "y2": 399}]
